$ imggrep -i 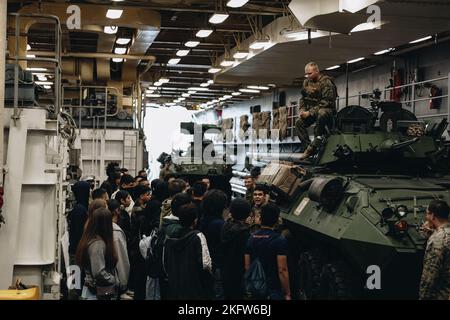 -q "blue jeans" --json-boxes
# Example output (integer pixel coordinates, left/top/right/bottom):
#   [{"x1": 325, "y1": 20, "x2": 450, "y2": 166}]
[
  {"x1": 268, "y1": 289, "x2": 284, "y2": 300},
  {"x1": 80, "y1": 286, "x2": 97, "y2": 300}
]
